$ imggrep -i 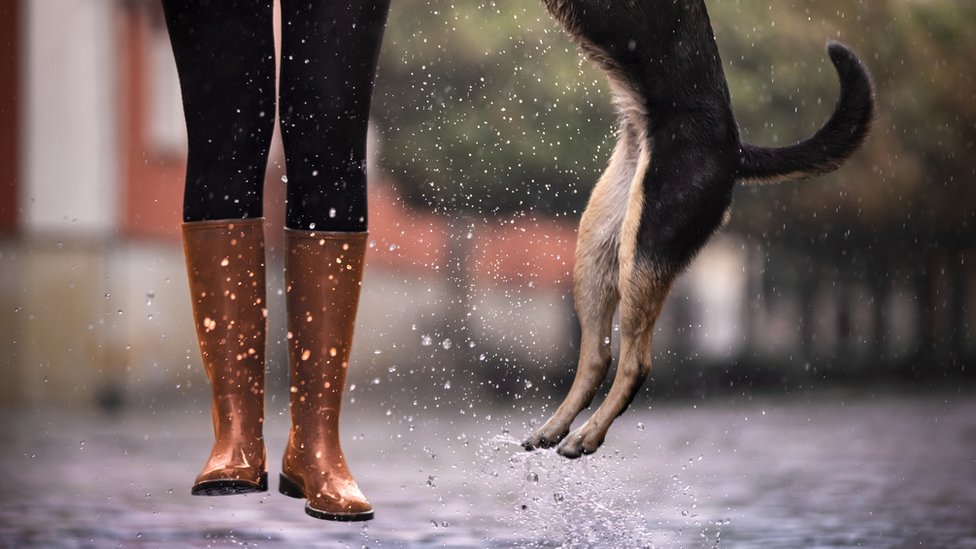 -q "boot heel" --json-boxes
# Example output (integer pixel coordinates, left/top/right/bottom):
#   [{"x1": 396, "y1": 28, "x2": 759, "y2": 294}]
[{"x1": 279, "y1": 473, "x2": 305, "y2": 499}]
